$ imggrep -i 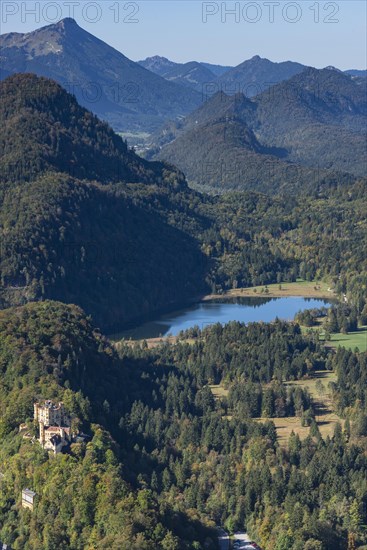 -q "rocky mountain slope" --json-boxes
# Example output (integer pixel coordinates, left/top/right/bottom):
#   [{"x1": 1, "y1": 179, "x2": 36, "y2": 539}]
[{"x1": 0, "y1": 19, "x2": 202, "y2": 133}]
